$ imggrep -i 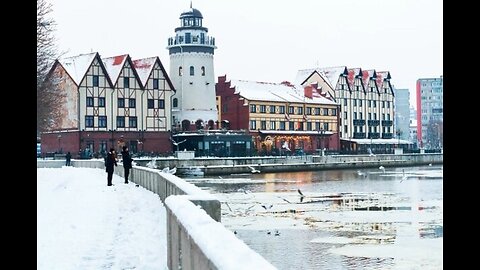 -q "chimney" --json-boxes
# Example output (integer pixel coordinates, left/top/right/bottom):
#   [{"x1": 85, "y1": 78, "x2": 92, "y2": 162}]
[{"x1": 304, "y1": 85, "x2": 313, "y2": 99}]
